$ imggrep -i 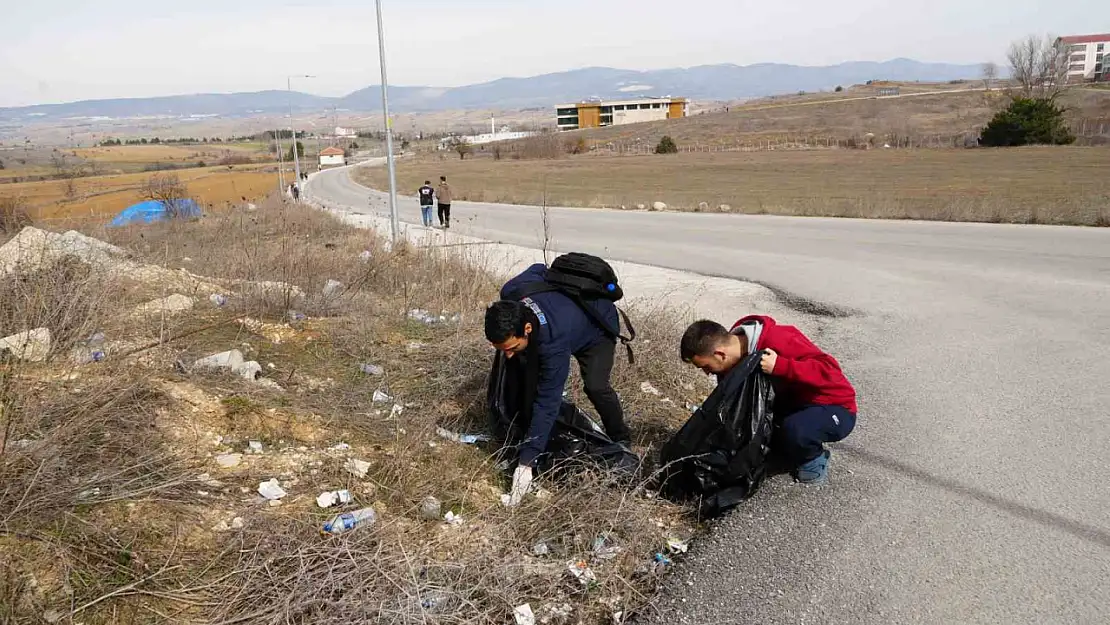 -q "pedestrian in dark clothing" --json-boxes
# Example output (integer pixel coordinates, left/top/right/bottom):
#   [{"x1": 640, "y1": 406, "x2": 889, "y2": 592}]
[
  {"x1": 486, "y1": 263, "x2": 631, "y2": 505},
  {"x1": 417, "y1": 180, "x2": 436, "y2": 227},
  {"x1": 680, "y1": 316, "x2": 857, "y2": 485},
  {"x1": 436, "y1": 175, "x2": 452, "y2": 228},
  {"x1": 291, "y1": 184, "x2": 300, "y2": 201}
]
